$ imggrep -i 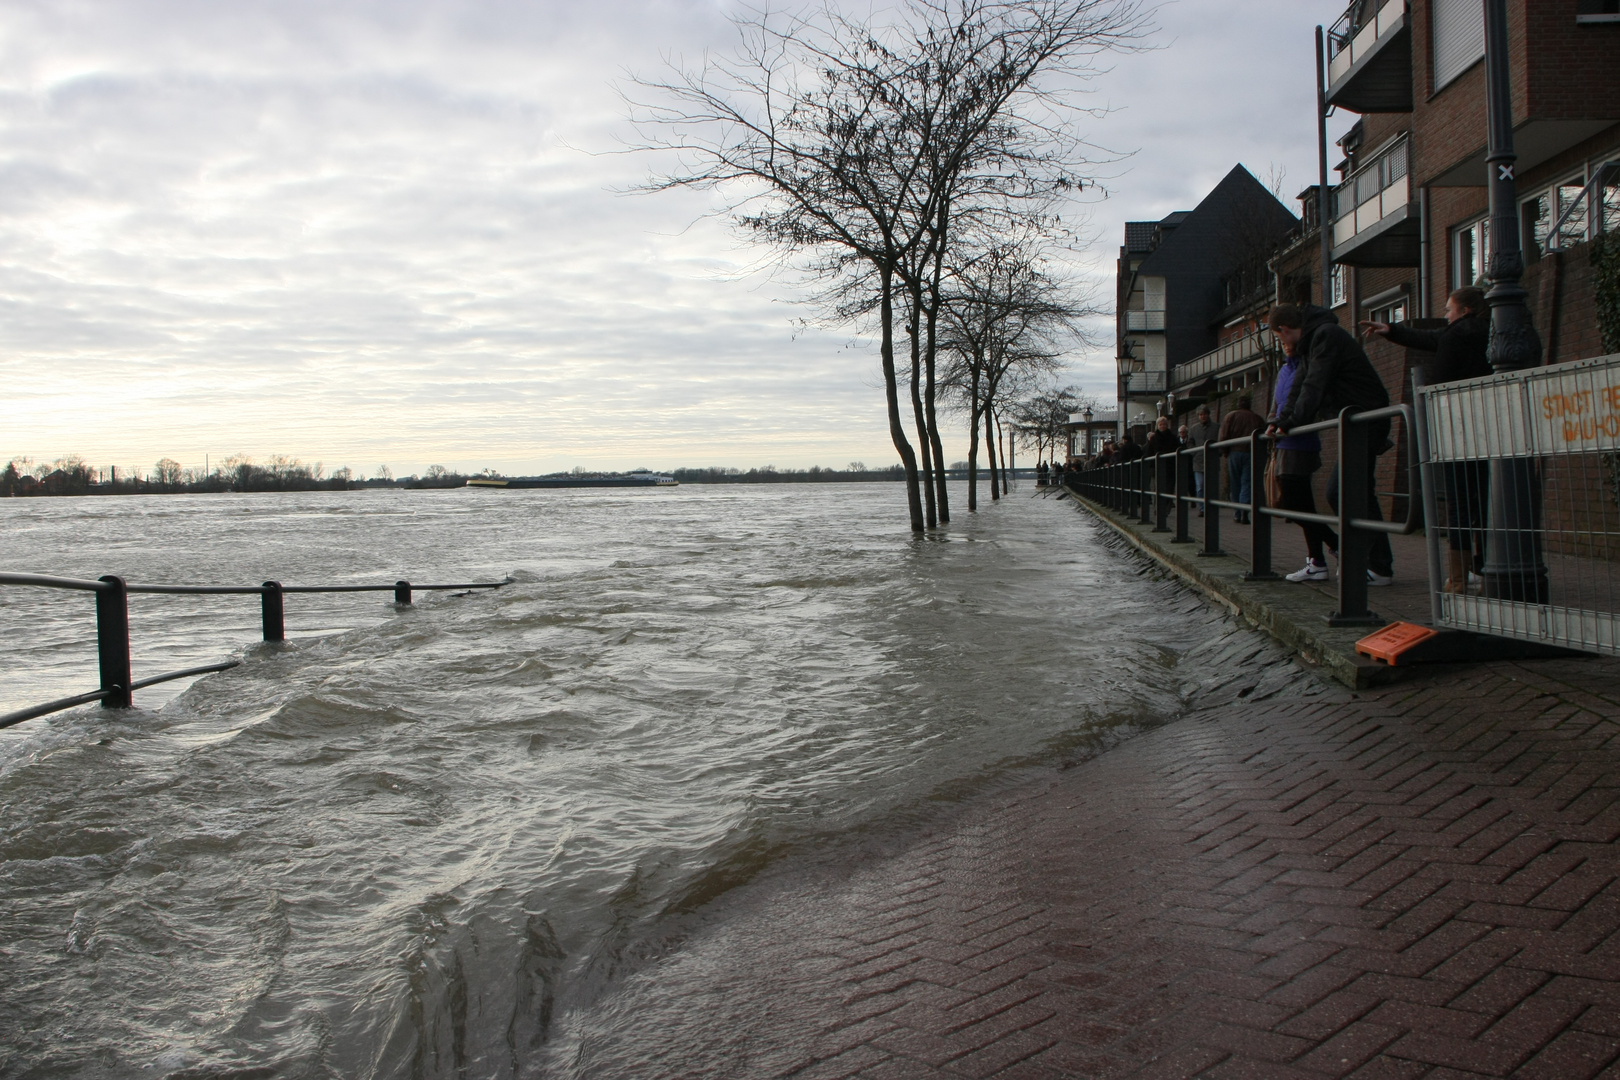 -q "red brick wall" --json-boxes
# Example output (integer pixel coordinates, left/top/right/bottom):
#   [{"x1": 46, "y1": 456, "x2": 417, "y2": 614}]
[{"x1": 1525, "y1": 0, "x2": 1620, "y2": 121}]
